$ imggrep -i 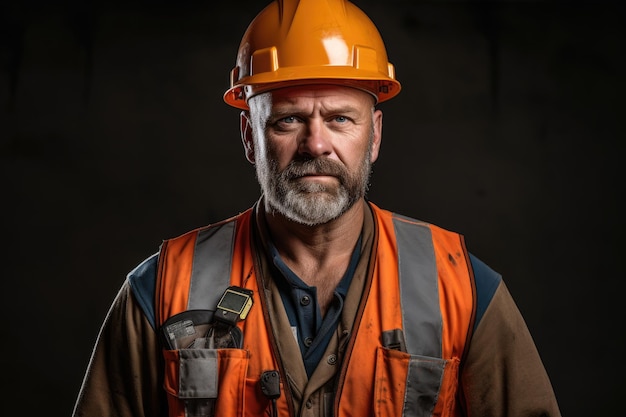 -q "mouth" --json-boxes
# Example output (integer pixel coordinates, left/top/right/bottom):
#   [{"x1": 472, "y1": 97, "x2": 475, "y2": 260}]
[
  {"x1": 288, "y1": 168, "x2": 335, "y2": 179},
  {"x1": 283, "y1": 159, "x2": 345, "y2": 183},
  {"x1": 293, "y1": 173, "x2": 337, "y2": 184},
  {"x1": 301, "y1": 172, "x2": 334, "y2": 177}
]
